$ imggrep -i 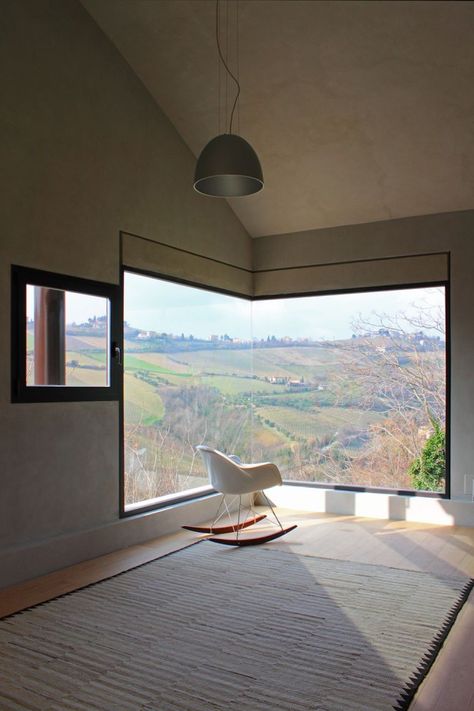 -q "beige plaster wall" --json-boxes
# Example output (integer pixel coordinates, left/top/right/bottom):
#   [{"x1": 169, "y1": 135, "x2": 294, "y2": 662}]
[
  {"x1": 254, "y1": 210, "x2": 474, "y2": 506},
  {"x1": 0, "y1": 0, "x2": 250, "y2": 587},
  {"x1": 2, "y1": 0, "x2": 472, "y2": 588}
]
